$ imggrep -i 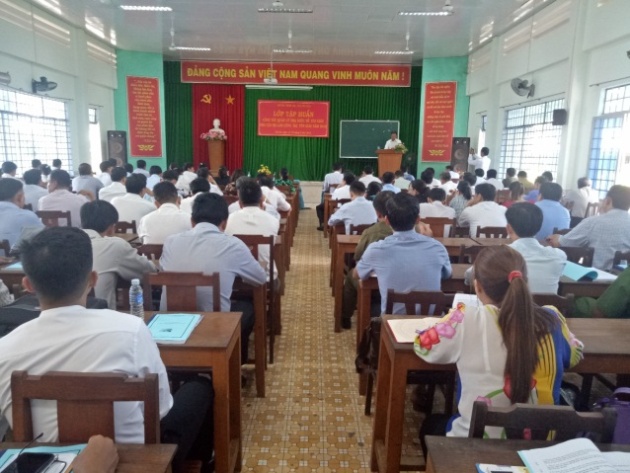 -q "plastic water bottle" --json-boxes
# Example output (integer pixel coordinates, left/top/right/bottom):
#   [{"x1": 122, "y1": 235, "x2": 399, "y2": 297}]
[{"x1": 129, "y1": 279, "x2": 144, "y2": 321}]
